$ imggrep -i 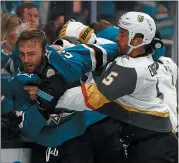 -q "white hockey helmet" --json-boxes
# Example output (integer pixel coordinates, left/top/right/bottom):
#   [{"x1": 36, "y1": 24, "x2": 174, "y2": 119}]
[{"x1": 118, "y1": 12, "x2": 156, "y2": 53}]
